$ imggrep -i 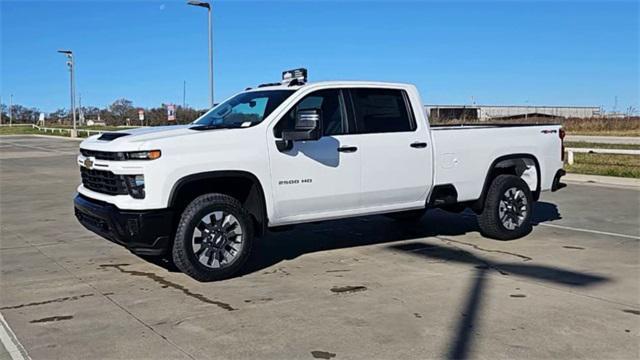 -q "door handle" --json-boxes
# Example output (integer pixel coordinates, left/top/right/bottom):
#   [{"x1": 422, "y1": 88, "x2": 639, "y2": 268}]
[
  {"x1": 410, "y1": 142, "x2": 428, "y2": 148},
  {"x1": 337, "y1": 146, "x2": 358, "y2": 153}
]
